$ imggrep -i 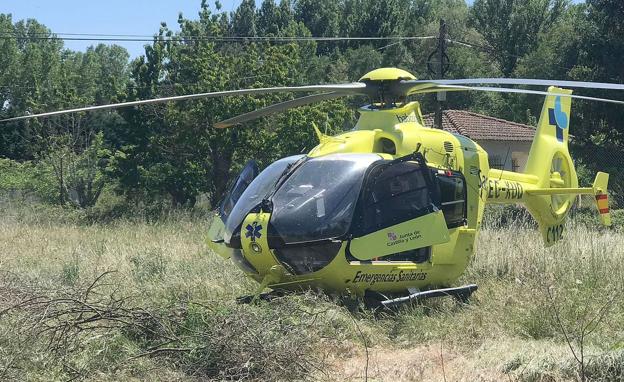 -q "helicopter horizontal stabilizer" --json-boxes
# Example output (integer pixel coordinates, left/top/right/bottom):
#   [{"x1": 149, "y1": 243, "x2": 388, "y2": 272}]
[{"x1": 524, "y1": 172, "x2": 610, "y2": 226}]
